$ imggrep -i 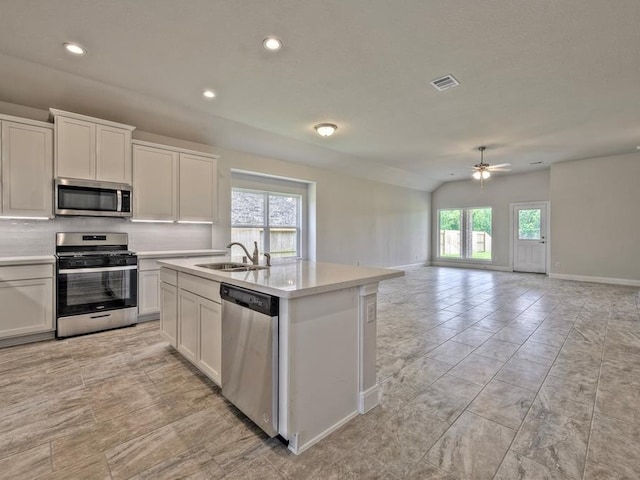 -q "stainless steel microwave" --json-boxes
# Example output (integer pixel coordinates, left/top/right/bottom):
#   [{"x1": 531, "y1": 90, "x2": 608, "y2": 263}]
[{"x1": 55, "y1": 178, "x2": 132, "y2": 217}]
